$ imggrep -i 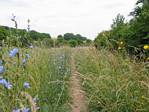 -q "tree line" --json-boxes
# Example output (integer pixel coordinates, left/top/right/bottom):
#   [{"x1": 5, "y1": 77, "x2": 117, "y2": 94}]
[
  {"x1": 94, "y1": 0, "x2": 149, "y2": 59},
  {"x1": 0, "y1": 25, "x2": 91, "y2": 47}
]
